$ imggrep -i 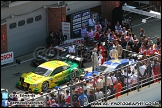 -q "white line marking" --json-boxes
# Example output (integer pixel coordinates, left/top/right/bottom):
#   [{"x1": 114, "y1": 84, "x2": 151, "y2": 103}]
[
  {"x1": 132, "y1": 18, "x2": 160, "y2": 28},
  {"x1": 1, "y1": 58, "x2": 34, "y2": 69}
]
